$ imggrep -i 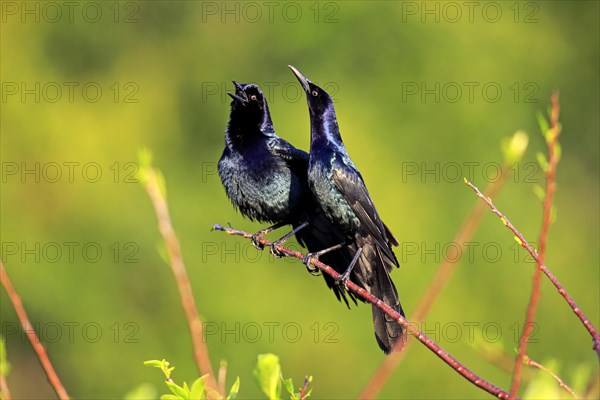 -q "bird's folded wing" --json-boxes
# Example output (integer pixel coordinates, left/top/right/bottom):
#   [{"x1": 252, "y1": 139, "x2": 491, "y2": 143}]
[{"x1": 331, "y1": 159, "x2": 398, "y2": 266}]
